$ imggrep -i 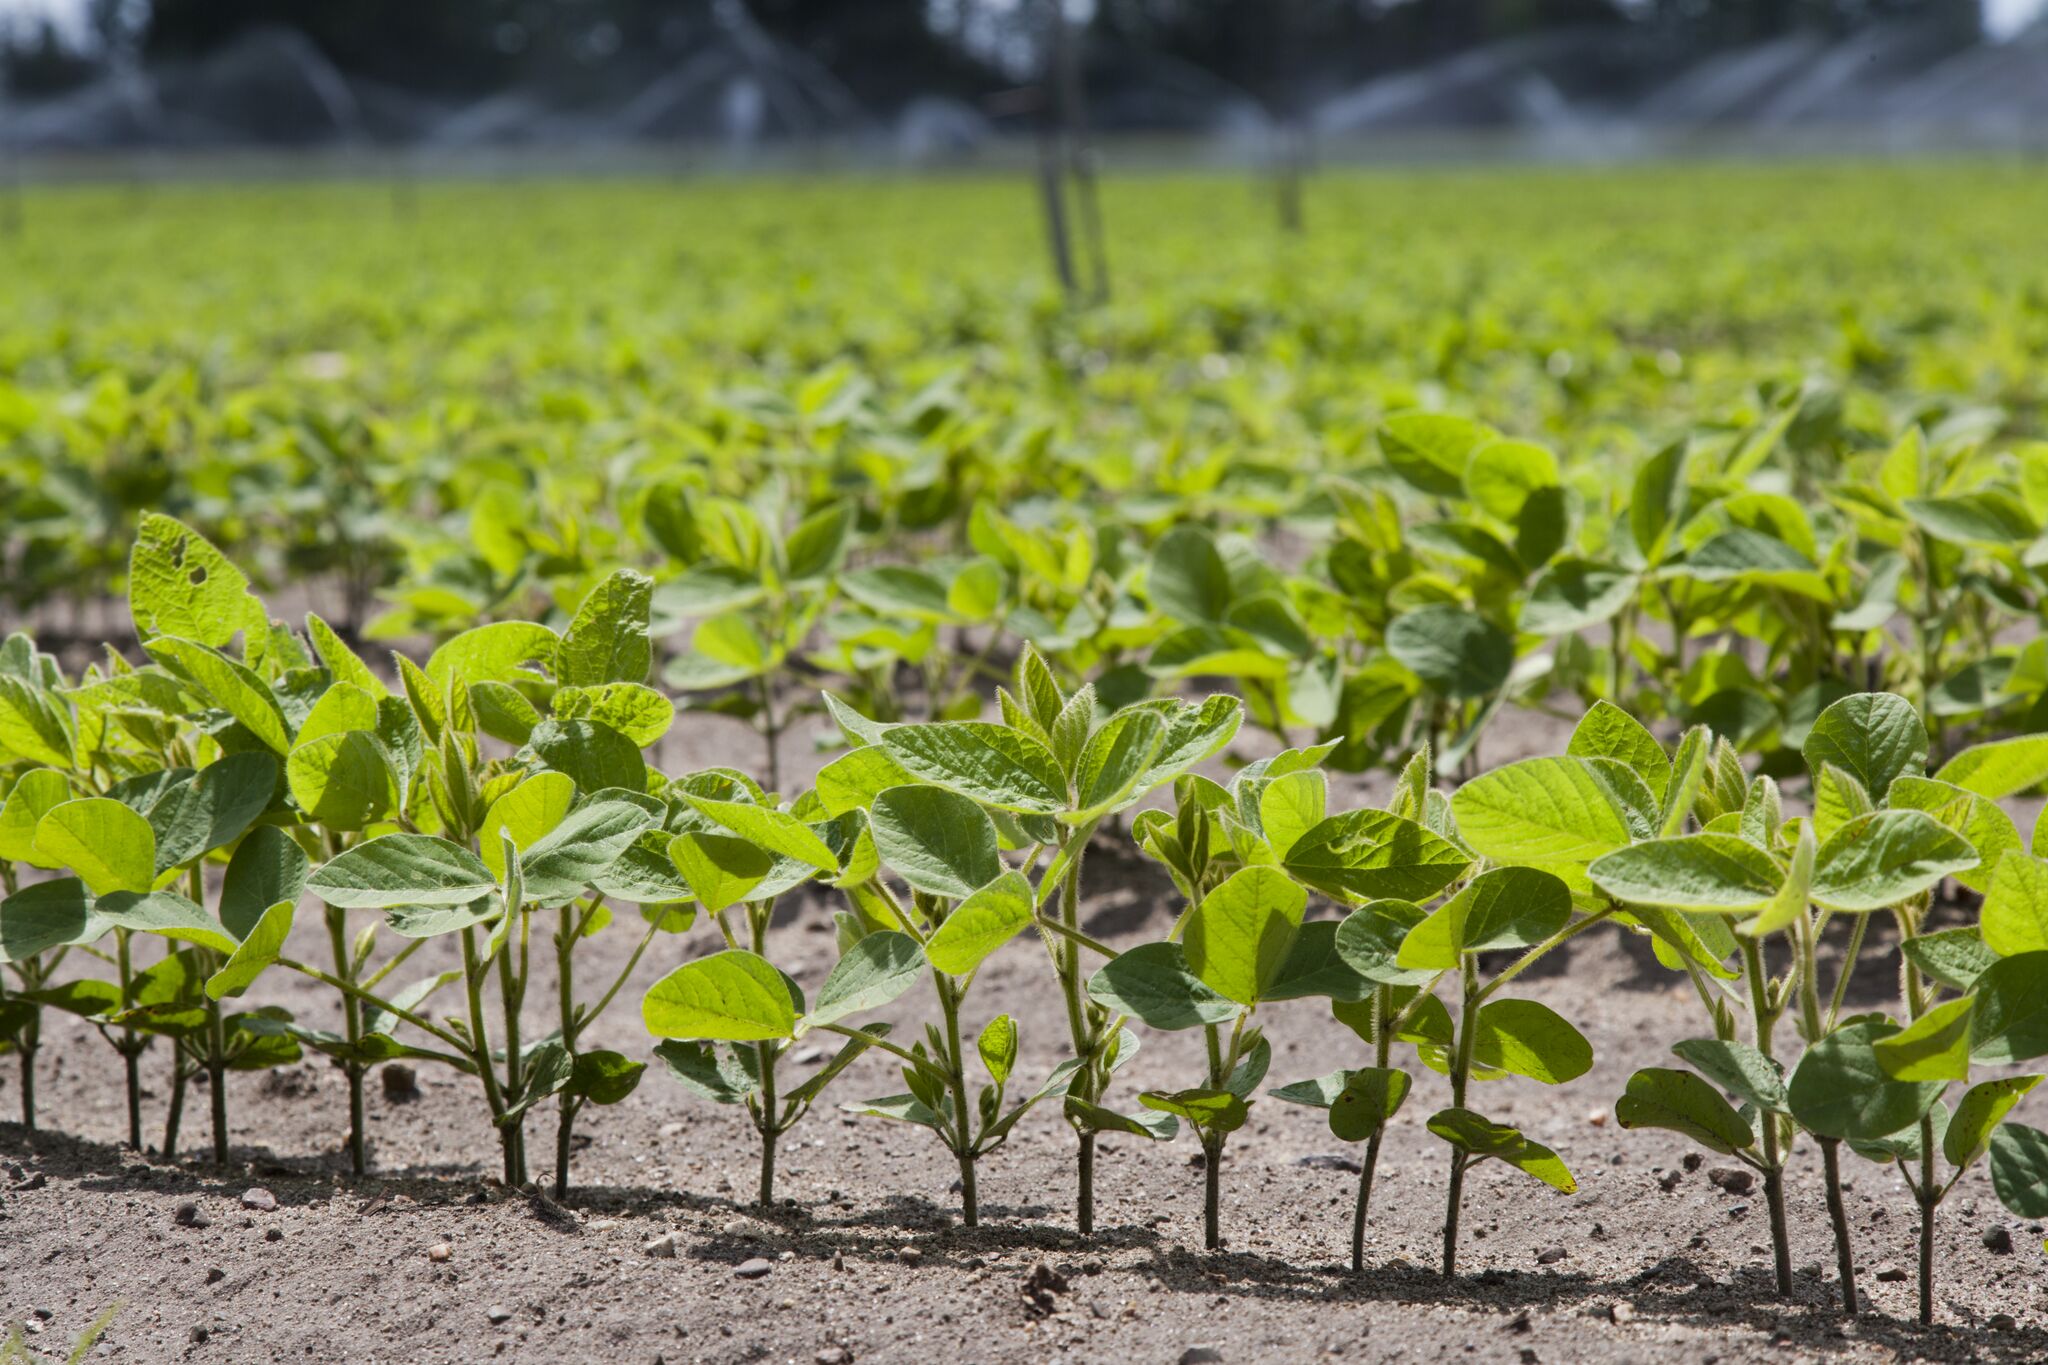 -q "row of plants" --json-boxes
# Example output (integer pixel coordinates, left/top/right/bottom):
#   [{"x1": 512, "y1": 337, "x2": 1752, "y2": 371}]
[{"x1": 5, "y1": 516, "x2": 2048, "y2": 1329}]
